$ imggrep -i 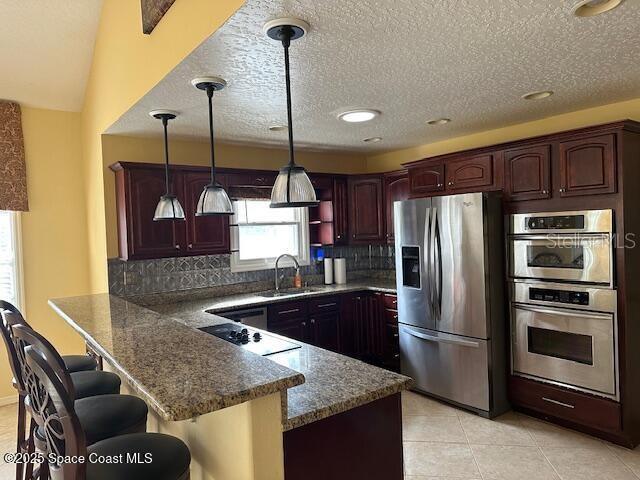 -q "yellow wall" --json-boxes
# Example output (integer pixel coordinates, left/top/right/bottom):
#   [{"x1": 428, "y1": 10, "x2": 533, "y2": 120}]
[
  {"x1": 101, "y1": 134, "x2": 366, "y2": 258},
  {"x1": 81, "y1": 0, "x2": 246, "y2": 293},
  {"x1": 1, "y1": 107, "x2": 89, "y2": 401},
  {"x1": 366, "y1": 97, "x2": 640, "y2": 172}
]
